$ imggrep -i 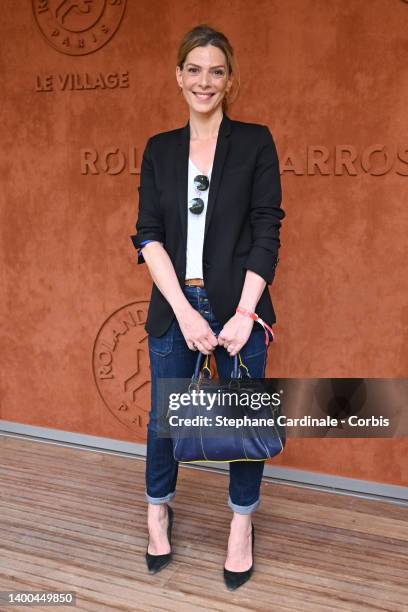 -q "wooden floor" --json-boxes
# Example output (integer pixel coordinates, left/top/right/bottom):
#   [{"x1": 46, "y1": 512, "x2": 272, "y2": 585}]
[{"x1": 0, "y1": 436, "x2": 407, "y2": 612}]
